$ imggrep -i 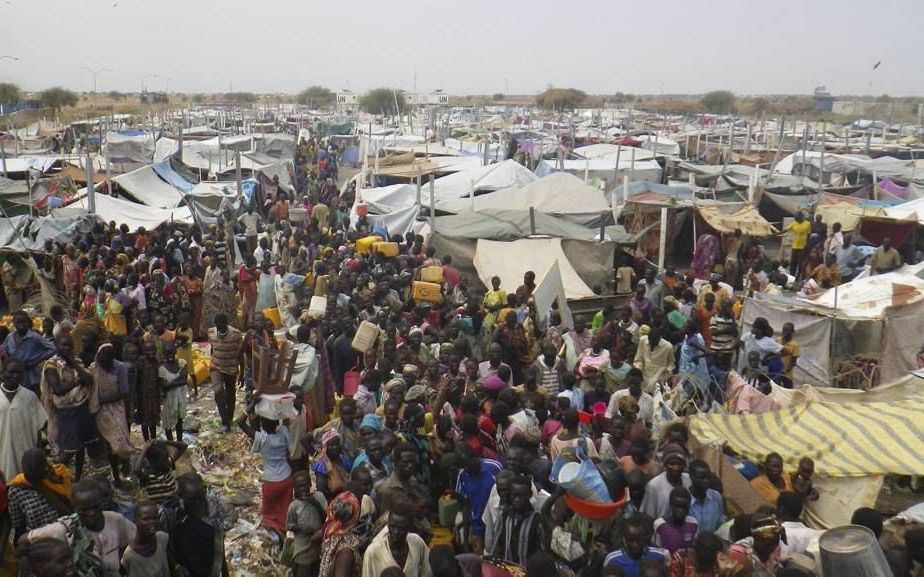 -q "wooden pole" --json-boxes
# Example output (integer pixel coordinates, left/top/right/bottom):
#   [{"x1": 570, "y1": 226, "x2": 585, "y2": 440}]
[
  {"x1": 658, "y1": 206, "x2": 668, "y2": 272},
  {"x1": 429, "y1": 174, "x2": 435, "y2": 231}
]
